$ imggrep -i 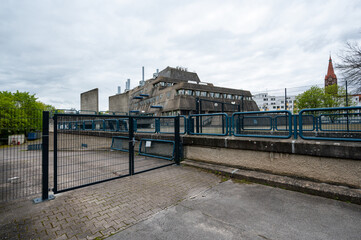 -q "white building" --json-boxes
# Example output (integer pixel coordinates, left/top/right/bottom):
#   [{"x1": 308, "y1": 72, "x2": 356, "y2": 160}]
[{"x1": 252, "y1": 93, "x2": 296, "y2": 112}]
